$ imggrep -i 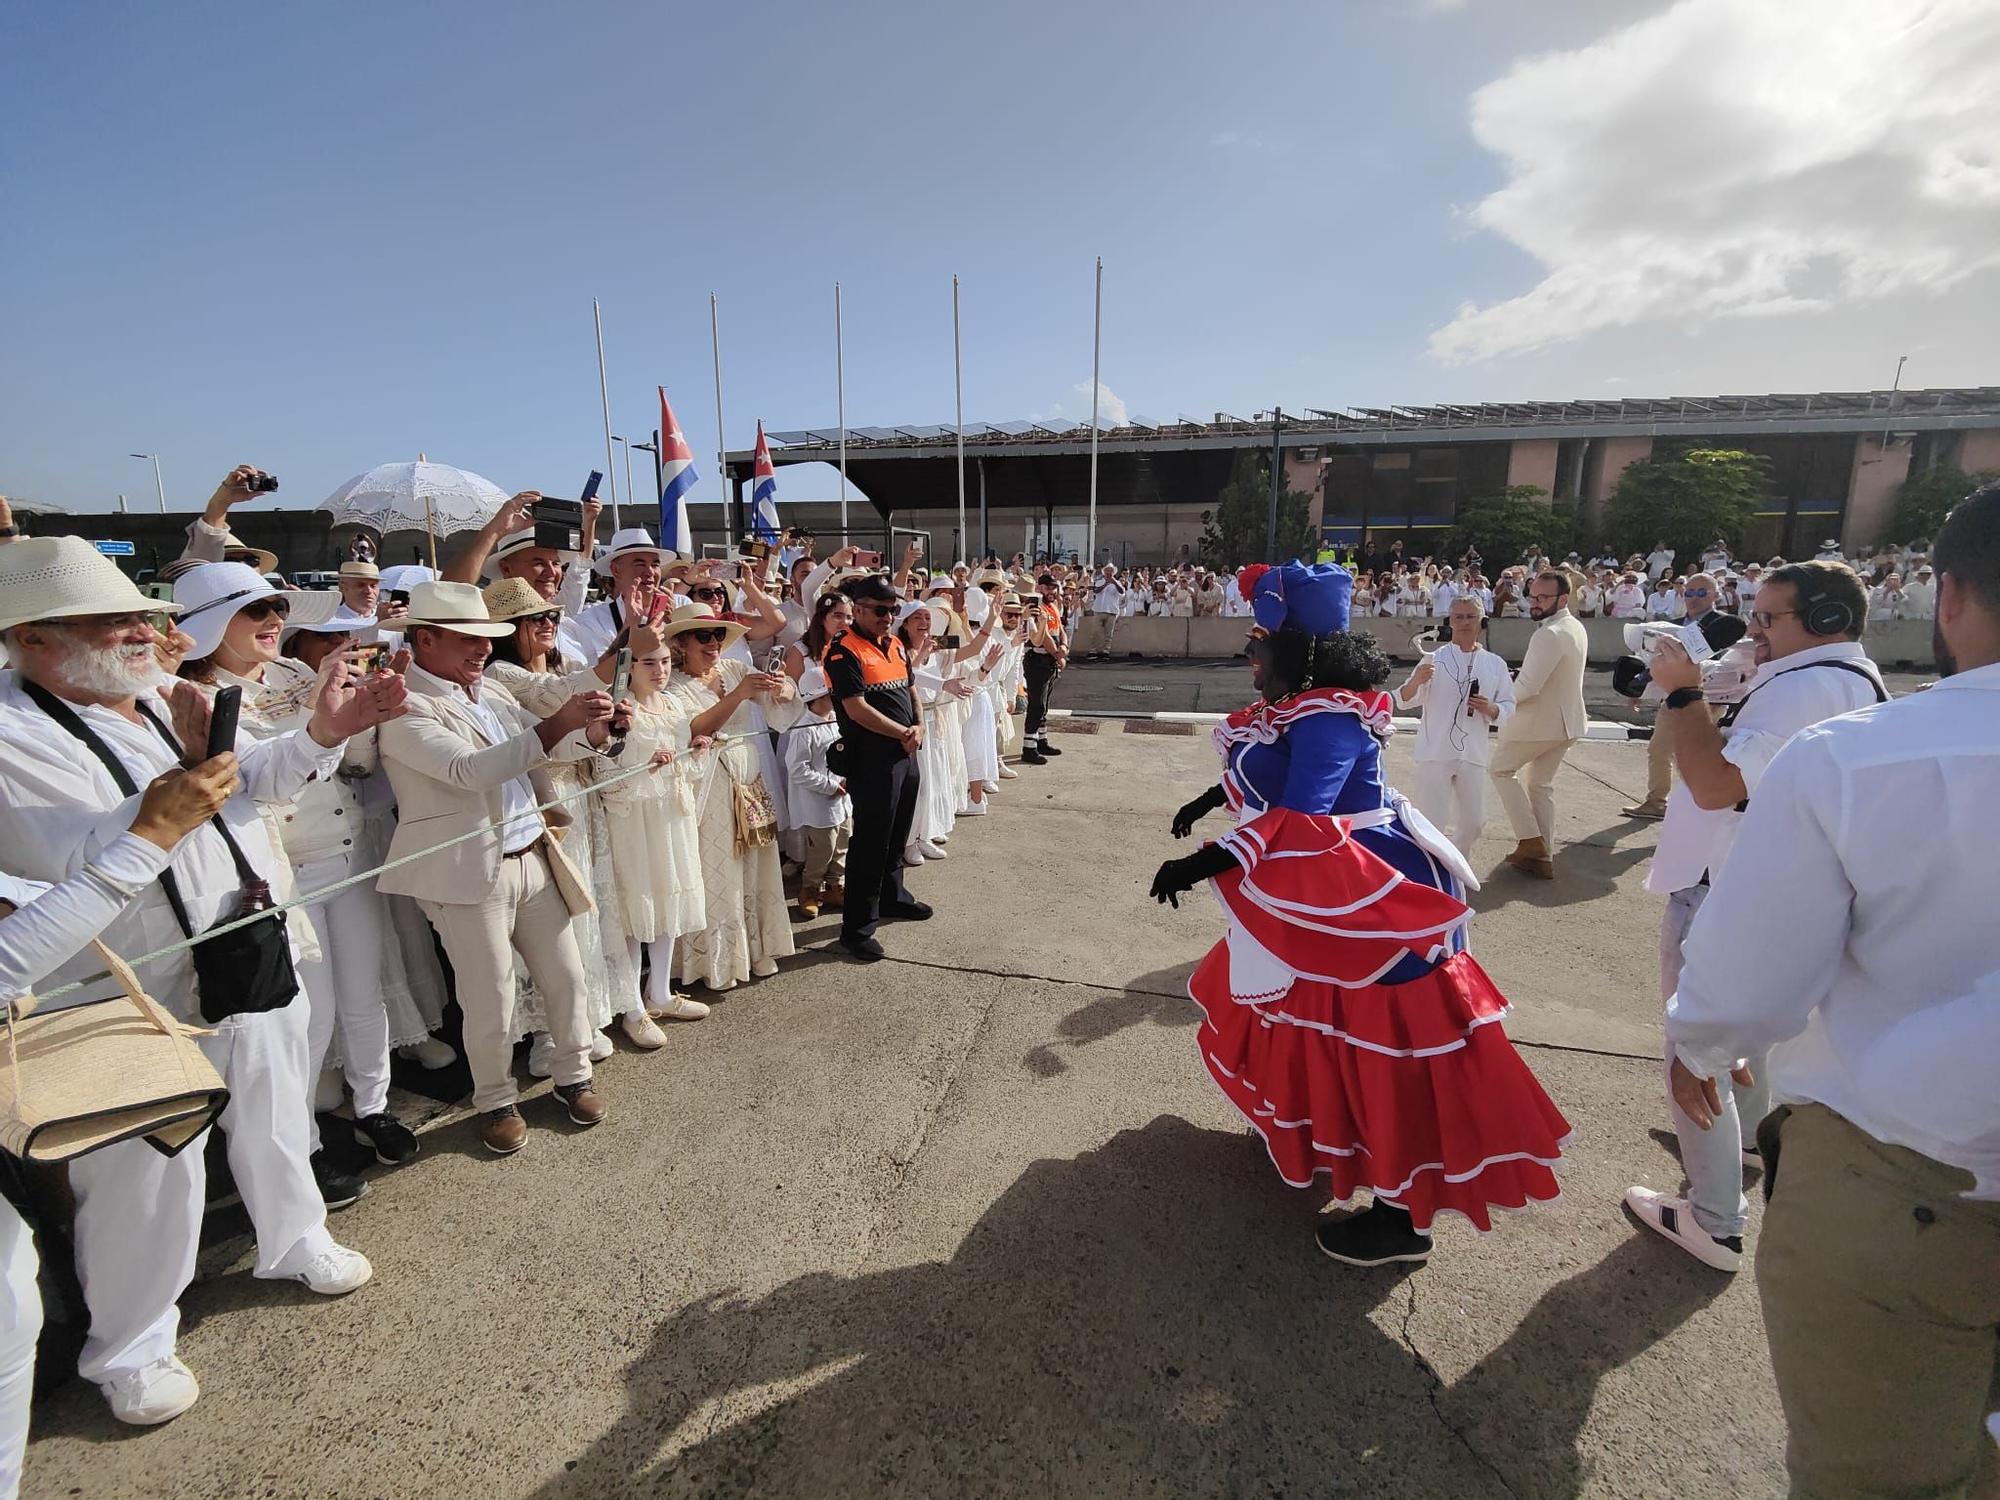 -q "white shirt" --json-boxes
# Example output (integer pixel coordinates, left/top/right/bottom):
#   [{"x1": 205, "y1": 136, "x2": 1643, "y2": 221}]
[
  {"x1": 0, "y1": 833, "x2": 174, "y2": 1007},
  {"x1": 1645, "y1": 642, "x2": 1886, "y2": 895},
  {"x1": 1900, "y1": 576, "x2": 1936, "y2": 619},
  {"x1": 1431, "y1": 580, "x2": 1460, "y2": 617},
  {"x1": 1868, "y1": 584, "x2": 1906, "y2": 621},
  {"x1": 1221, "y1": 583, "x2": 1253, "y2": 618},
  {"x1": 1646, "y1": 548, "x2": 1676, "y2": 581},
  {"x1": 565, "y1": 599, "x2": 621, "y2": 666},
  {"x1": 1609, "y1": 583, "x2": 1647, "y2": 618},
  {"x1": 1647, "y1": 588, "x2": 1682, "y2": 619},
  {"x1": 1668, "y1": 660, "x2": 2000, "y2": 1196},
  {"x1": 1398, "y1": 644, "x2": 1515, "y2": 766},
  {"x1": 1091, "y1": 579, "x2": 1124, "y2": 615},
  {"x1": 406, "y1": 666, "x2": 545, "y2": 855}
]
